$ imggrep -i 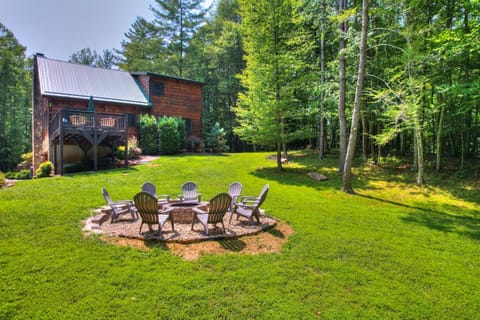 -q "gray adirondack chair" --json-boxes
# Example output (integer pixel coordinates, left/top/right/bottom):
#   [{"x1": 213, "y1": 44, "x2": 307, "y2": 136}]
[
  {"x1": 102, "y1": 187, "x2": 137, "y2": 223},
  {"x1": 191, "y1": 193, "x2": 232, "y2": 235},
  {"x1": 227, "y1": 182, "x2": 243, "y2": 211},
  {"x1": 133, "y1": 192, "x2": 175, "y2": 239},
  {"x1": 141, "y1": 182, "x2": 170, "y2": 204},
  {"x1": 229, "y1": 184, "x2": 269, "y2": 225},
  {"x1": 178, "y1": 181, "x2": 201, "y2": 203}
]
